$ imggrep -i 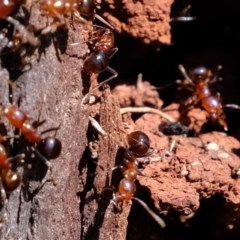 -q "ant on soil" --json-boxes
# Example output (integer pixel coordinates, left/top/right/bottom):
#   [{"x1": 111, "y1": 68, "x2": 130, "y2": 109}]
[
  {"x1": 178, "y1": 64, "x2": 230, "y2": 131},
  {"x1": 81, "y1": 25, "x2": 118, "y2": 104},
  {"x1": 111, "y1": 131, "x2": 166, "y2": 228}
]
